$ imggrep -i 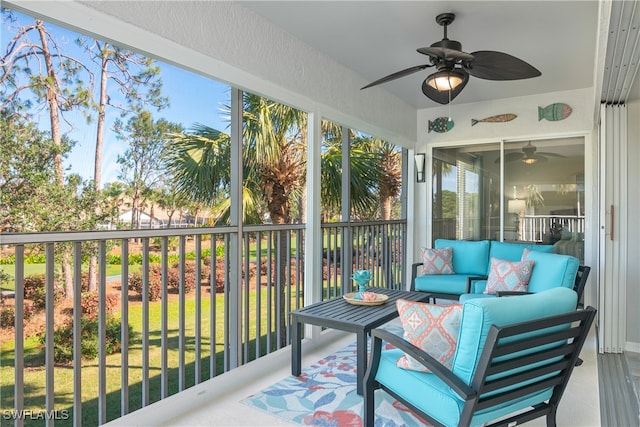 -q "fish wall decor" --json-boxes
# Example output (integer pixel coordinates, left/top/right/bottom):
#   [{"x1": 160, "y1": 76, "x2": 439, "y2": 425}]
[
  {"x1": 428, "y1": 117, "x2": 454, "y2": 133},
  {"x1": 538, "y1": 103, "x2": 572, "y2": 121},
  {"x1": 471, "y1": 113, "x2": 517, "y2": 126}
]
